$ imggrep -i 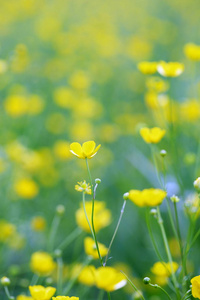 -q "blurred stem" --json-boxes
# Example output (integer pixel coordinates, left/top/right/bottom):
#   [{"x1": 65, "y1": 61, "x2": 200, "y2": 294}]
[
  {"x1": 85, "y1": 158, "x2": 103, "y2": 265},
  {"x1": 181, "y1": 289, "x2": 191, "y2": 300},
  {"x1": 48, "y1": 214, "x2": 61, "y2": 253},
  {"x1": 120, "y1": 271, "x2": 145, "y2": 300},
  {"x1": 57, "y1": 256, "x2": 63, "y2": 295},
  {"x1": 149, "y1": 283, "x2": 172, "y2": 300},
  {"x1": 173, "y1": 202, "x2": 185, "y2": 277},
  {"x1": 4, "y1": 286, "x2": 13, "y2": 300},
  {"x1": 98, "y1": 290, "x2": 105, "y2": 300},
  {"x1": 156, "y1": 207, "x2": 180, "y2": 298},
  {"x1": 166, "y1": 197, "x2": 179, "y2": 240},
  {"x1": 63, "y1": 256, "x2": 92, "y2": 295},
  {"x1": 82, "y1": 192, "x2": 94, "y2": 239},
  {"x1": 104, "y1": 200, "x2": 126, "y2": 266},
  {"x1": 150, "y1": 145, "x2": 163, "y2": 187},
  {"x1": 57, "y1": 227, "x2": 82, "y2": 250},
  {"x1": 30, "y1": 273, "x2": 39, "y2": 285}
]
